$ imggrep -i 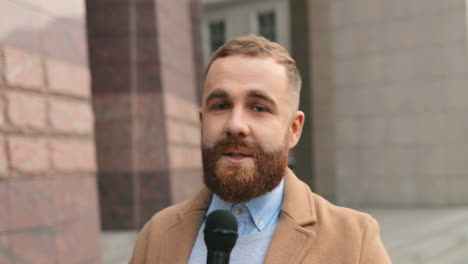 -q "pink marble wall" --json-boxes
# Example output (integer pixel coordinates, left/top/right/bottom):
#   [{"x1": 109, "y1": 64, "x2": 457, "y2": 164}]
[{"x1": 0, "y1": 0, "x2": 101, "y2": 263}]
